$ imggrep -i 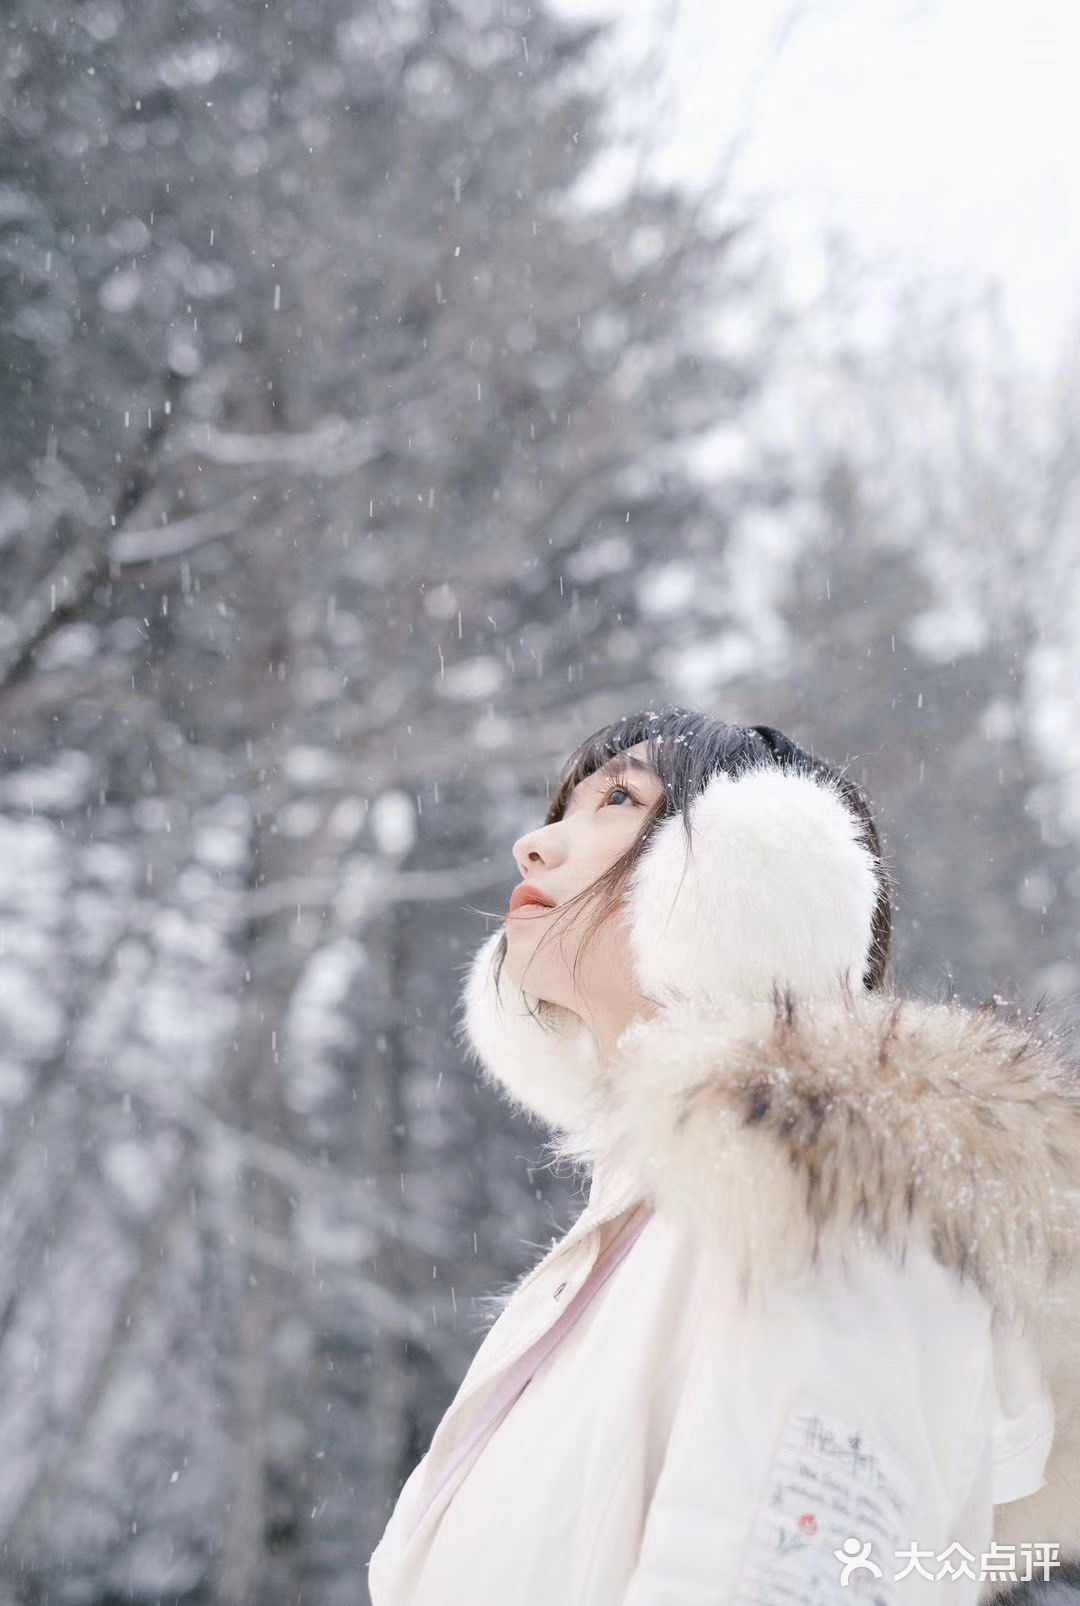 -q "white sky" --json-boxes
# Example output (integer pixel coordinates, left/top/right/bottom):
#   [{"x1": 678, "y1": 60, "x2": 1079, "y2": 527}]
[{"x1": 548, "y1": 0, "x2": 1080, "y2": 376}]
